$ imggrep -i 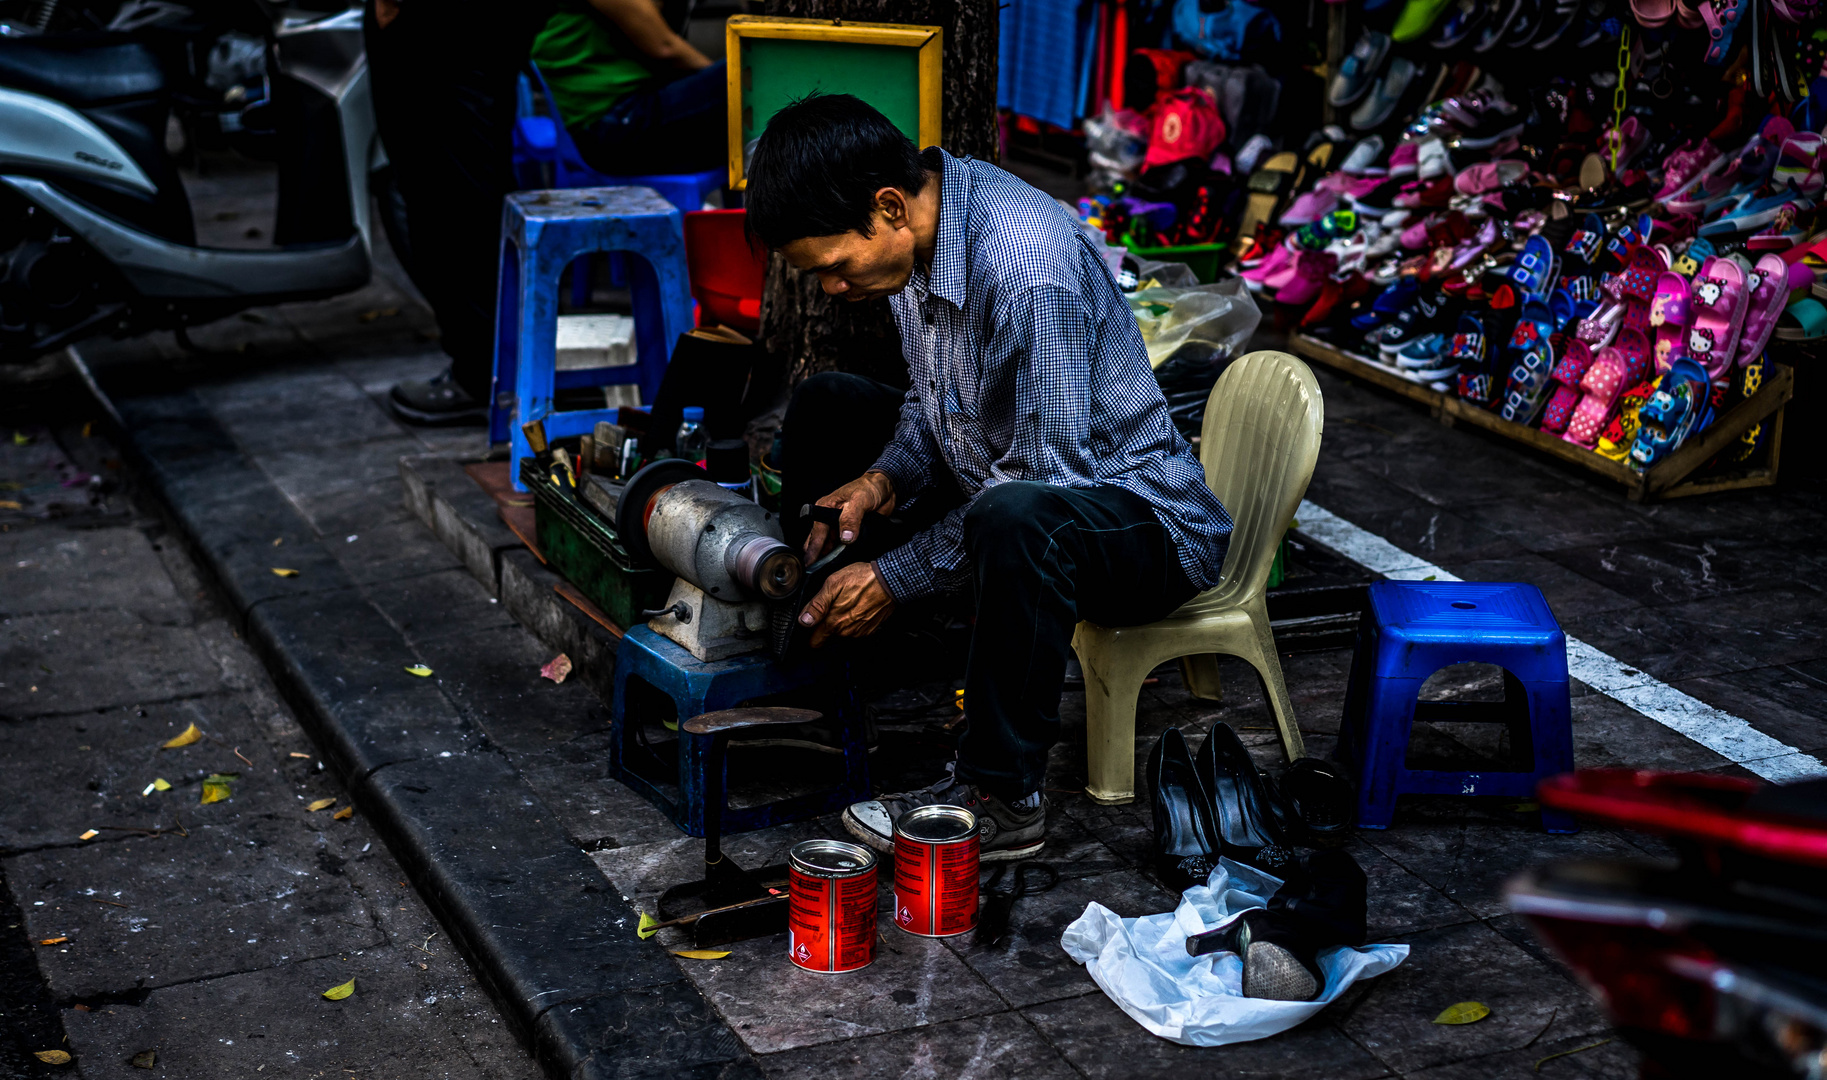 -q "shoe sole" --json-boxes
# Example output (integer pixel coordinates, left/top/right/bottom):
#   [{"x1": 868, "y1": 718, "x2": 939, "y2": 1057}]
[
  {"x1": 840, "y1": 807, "x2": 1046, "y2": 863},
  {"x1": 388, "y1": 399, "x2": 489, "y2": 426},
  {"x1": 1242, "y1": 942, "x2": 1322, "y2": 1002}
]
